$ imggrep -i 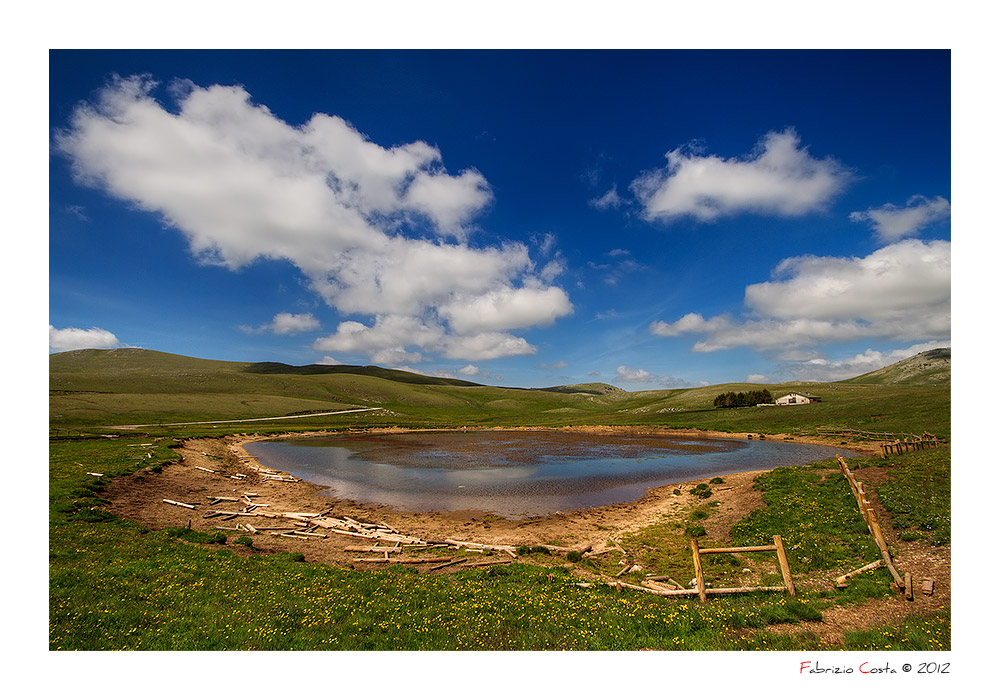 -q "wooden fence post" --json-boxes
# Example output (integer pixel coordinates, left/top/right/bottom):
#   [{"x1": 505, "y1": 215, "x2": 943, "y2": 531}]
[
  {"x1": 773, "y1": 535, "x2": 796, "y2": 597},
  {"x1": 690, "y1": 539, "x2": 707, "y2": 603}
]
